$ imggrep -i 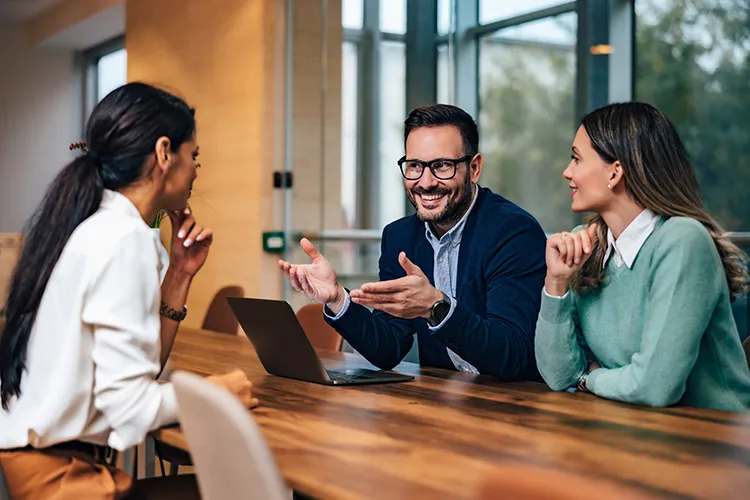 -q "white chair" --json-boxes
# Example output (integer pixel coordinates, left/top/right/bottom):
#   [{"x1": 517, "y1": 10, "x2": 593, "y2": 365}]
[{"x1": 172, "y1": 371, "x2": 288, "y2": 500}]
